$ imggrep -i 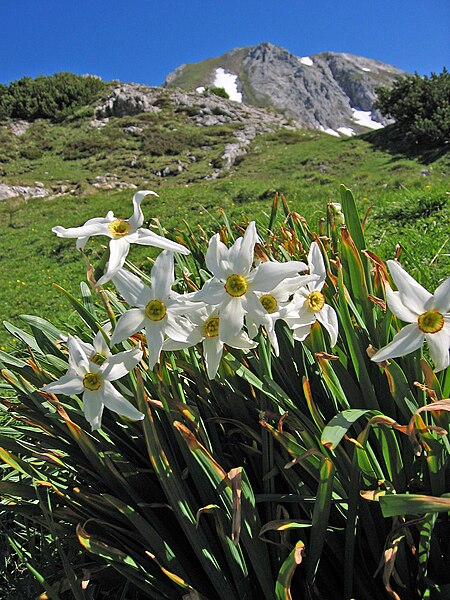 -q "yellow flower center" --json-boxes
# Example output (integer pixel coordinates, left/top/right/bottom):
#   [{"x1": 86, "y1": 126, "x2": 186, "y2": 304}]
[
  {"x1": 224, "y1": 274, "x2": 248, "y2": 297},
  {"x1": 259, "y1": 294, "x2": 278, "y2": 314},
  {"x1": 82, "y1": 372, "x2": 102, "y2": 391},
  {"x1": 204, "y1": 317, "x2": 220, "y2": 338},
  {"x1": 108, "y1": 218, "x2": 131, "y2": 238},
  {"x1": 417, "y1": 310, "x2": 444, "y2": 334},
  {"x1": 307, "y1": 291, "x2": 325, "y2": 312},
  {"x1": 145, "y1": 299, "x2": 167, "y2": 322},
  {"x1": 90, "y1": 352, "x2": 107, "y2": 366}
]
